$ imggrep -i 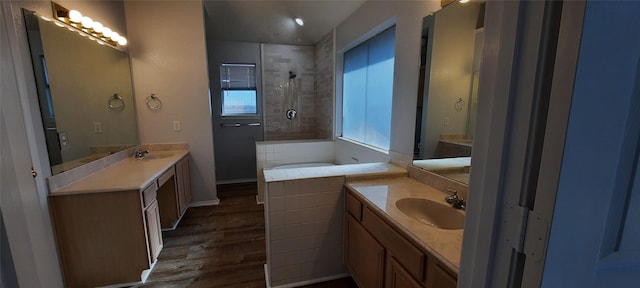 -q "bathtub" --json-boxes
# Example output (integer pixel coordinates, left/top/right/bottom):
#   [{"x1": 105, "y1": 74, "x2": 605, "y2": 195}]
[{"x1": 271, "y1": 162, "x2": 336, "y2": 169}]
